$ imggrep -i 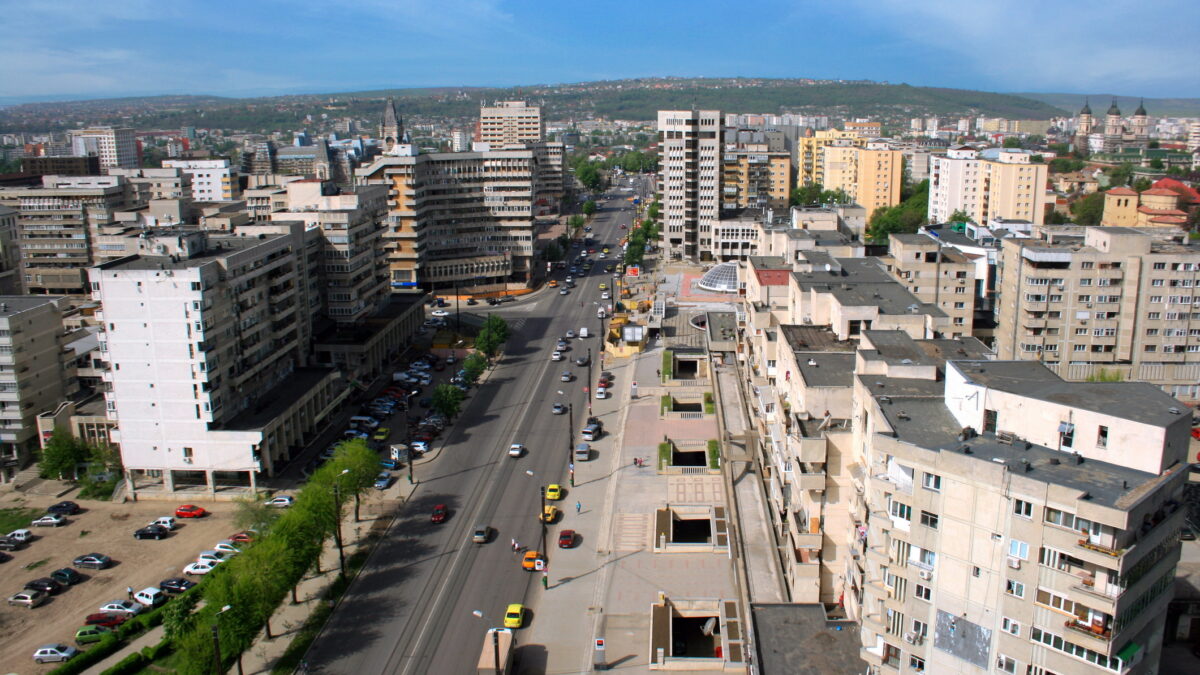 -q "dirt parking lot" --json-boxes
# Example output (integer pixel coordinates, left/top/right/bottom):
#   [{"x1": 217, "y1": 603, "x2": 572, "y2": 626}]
[{"x1": 0, "y1": 493, "x2": 237, "y2": 671}]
